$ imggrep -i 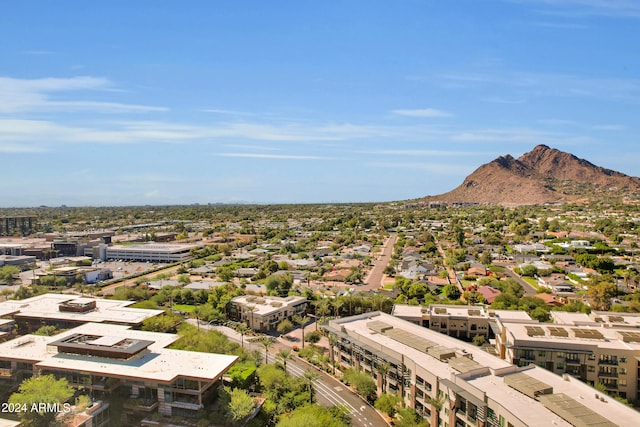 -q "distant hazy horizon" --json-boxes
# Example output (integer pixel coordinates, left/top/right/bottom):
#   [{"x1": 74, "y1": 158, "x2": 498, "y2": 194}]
[{"x1": 1, "y1": 1, "x2": 638, "y2": 207}]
